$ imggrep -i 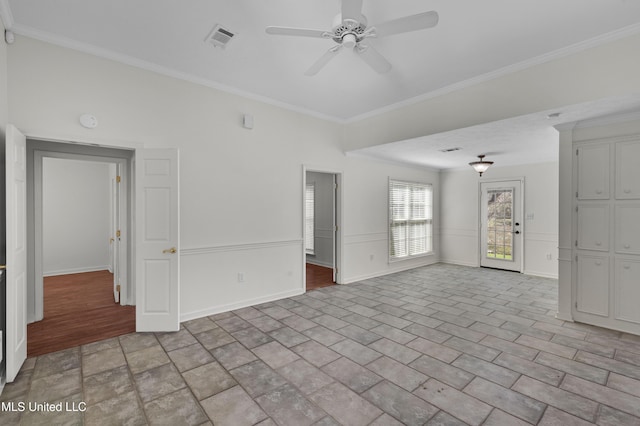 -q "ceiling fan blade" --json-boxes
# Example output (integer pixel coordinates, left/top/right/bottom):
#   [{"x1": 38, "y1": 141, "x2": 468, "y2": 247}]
[
  {"x1": 356, "y1": 44, "x2": 392, "y2": 74},
  {"x1": 341, "y1": 0, "x2": 364, "y2": 21},
  {"x1": 373, "y1": 11, "x2": 439, "y2": 37},
  {"x1": 305, "y1": 45, "x2": 343, "y2": 76},
  {"x1": 266, "y1": 26, "x2": 331, "y2": 38}
]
